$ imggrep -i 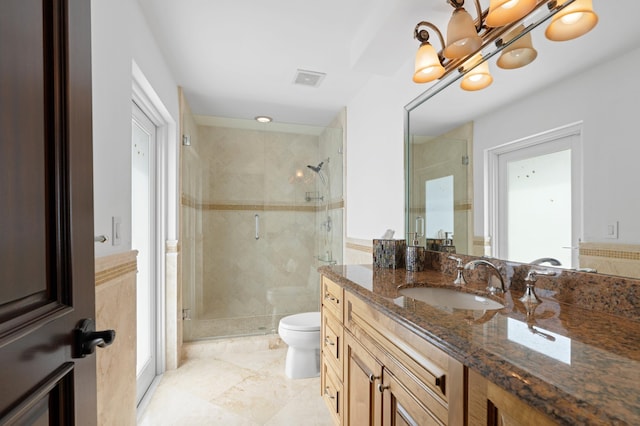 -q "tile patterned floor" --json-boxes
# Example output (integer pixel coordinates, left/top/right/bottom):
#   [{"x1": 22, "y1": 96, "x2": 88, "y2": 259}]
[{"x1": 137, "y1": 335, "x2": 333, "y2": 426}]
